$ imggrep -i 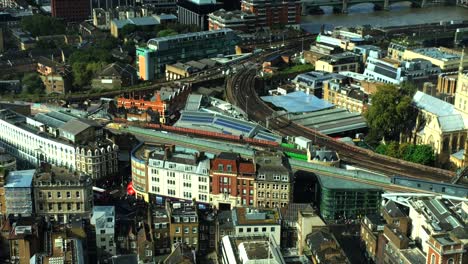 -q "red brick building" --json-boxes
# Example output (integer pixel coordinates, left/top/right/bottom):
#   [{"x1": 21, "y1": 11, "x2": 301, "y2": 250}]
[
  {"x1": 241, "y1": 0, "x2": 301, "y2": 28},
  {"x1": 210, "y1": 152, "x2": 255, "y2": 210},
  {"x1": 426, "y1": 233, "x2": 464, "y2": 264},
  {"x1": 51, "y1": 0, "x2": 90, "y2": 22},
  {"x1": 117, "y1": 85, "x2": 190, "y2": 124}
]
